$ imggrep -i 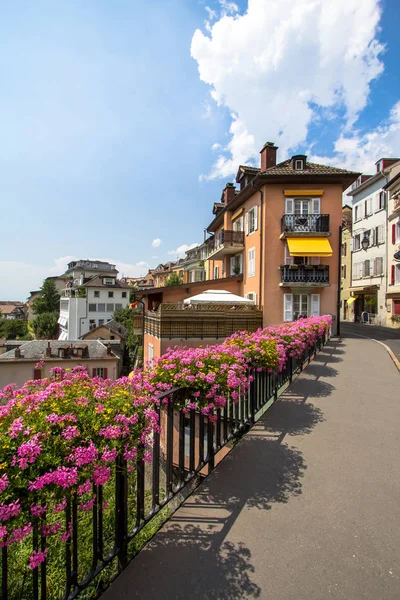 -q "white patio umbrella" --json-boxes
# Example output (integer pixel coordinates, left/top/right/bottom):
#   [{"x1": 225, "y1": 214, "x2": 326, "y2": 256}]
[{"x1": 183, "y1": 289, "x2": 254, "y2": 305}]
